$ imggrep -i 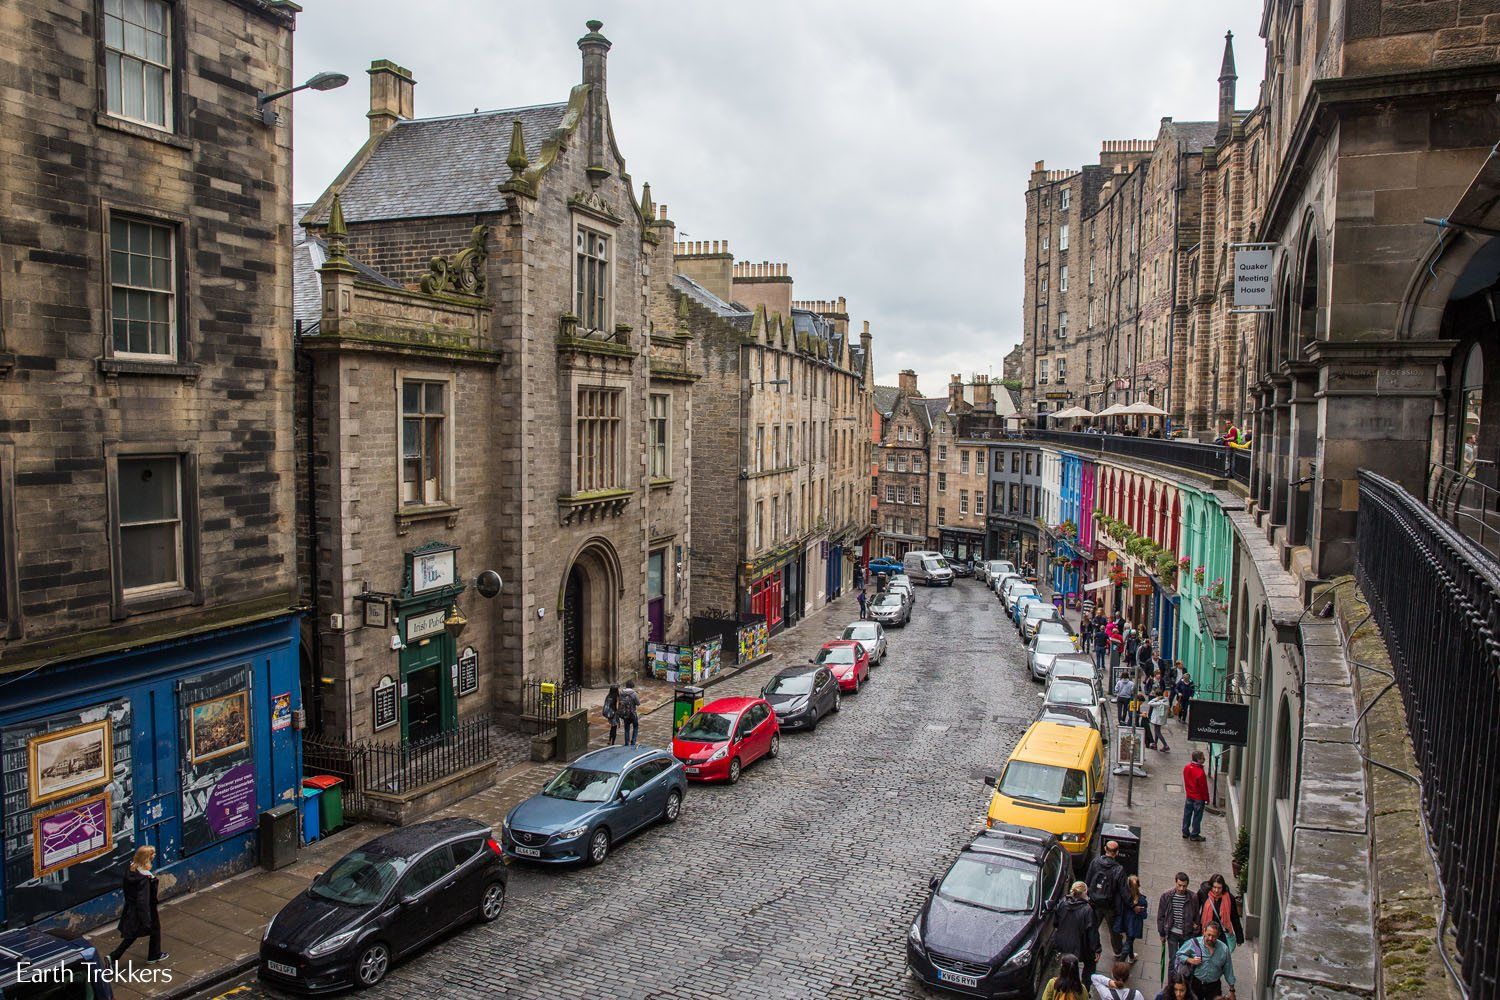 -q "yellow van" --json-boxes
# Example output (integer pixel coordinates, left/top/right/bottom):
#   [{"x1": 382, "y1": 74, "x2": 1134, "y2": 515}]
[{"x1": 985, "y1": 721, "x2": 1106, "y2": 865}]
